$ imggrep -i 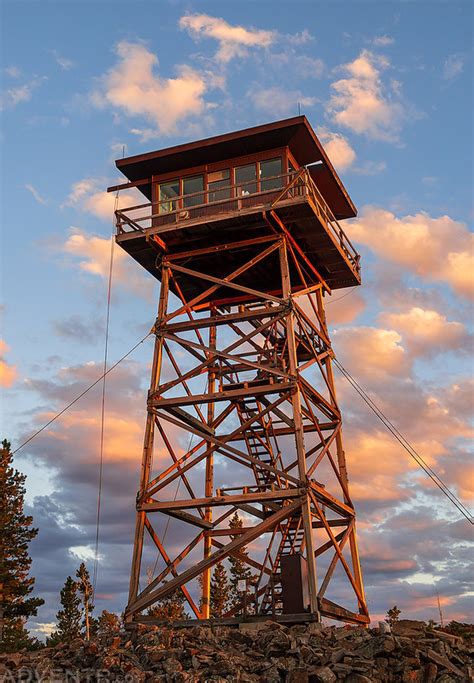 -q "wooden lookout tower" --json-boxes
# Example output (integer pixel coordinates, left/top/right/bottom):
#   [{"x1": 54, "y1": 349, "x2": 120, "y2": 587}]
[{"x1": 109, "y1": 116, "x2": 369, "y2": 627}]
